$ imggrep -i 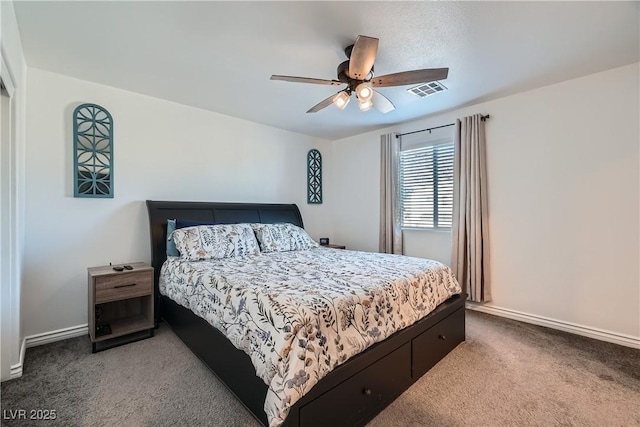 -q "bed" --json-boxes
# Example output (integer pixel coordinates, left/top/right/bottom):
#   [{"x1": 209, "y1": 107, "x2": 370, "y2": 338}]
[{"x1": 146, "y1": 200, "x2": 466, "y2": 427}]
